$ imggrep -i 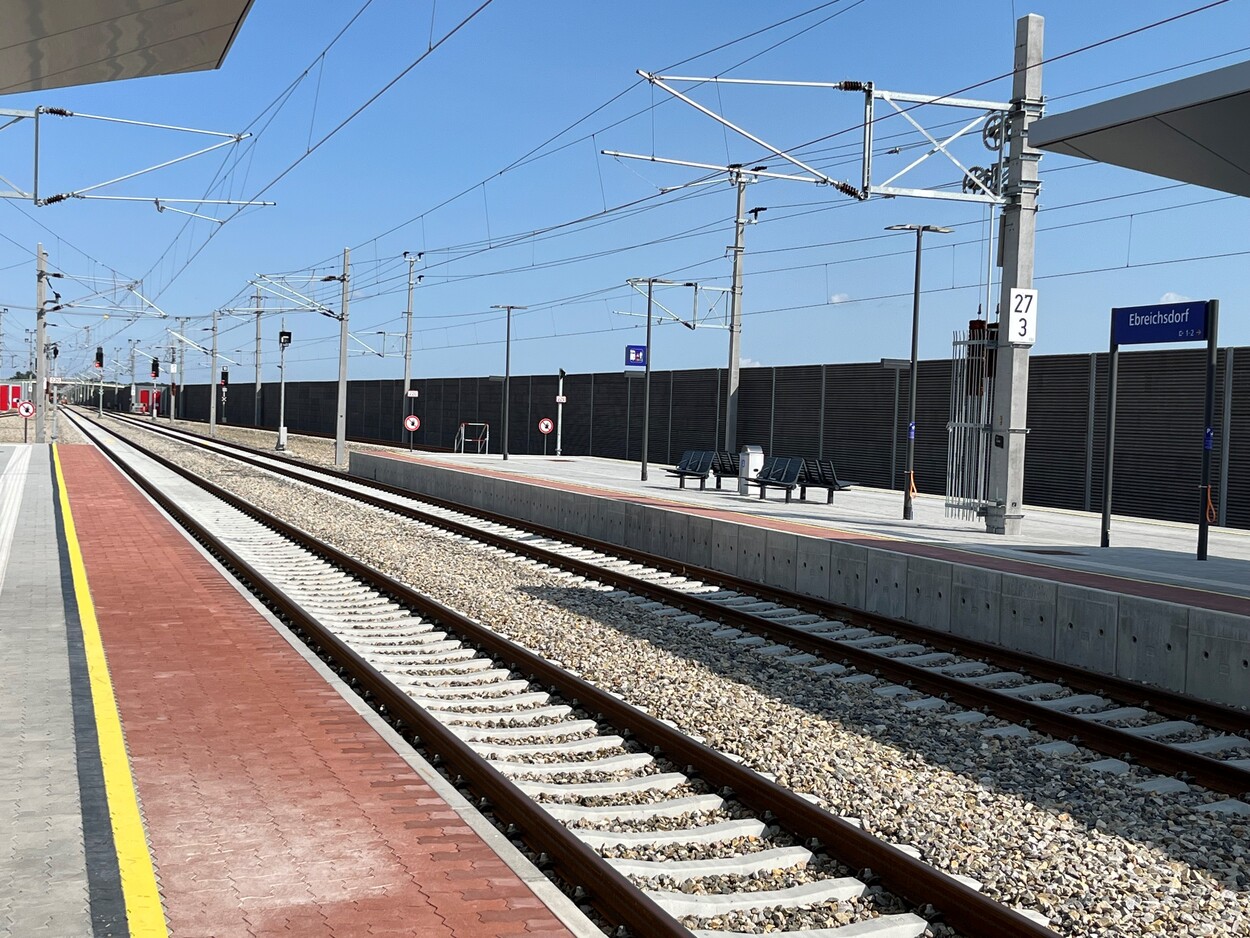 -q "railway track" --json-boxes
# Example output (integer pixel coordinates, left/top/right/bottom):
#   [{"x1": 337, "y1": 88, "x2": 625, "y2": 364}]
[
  {"x1": 66, "y1": 409, "x2": 1061, "y2": 937},
  {"x1": 93, "y1": 409, "x2": 1250, "y2": 802}
]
